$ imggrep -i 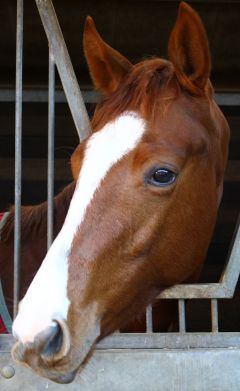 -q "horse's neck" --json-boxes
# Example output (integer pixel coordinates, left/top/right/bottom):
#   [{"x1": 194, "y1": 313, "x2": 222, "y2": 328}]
[{"x1": 0, "y1": 182, "x2": 76, "y2": 243}]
